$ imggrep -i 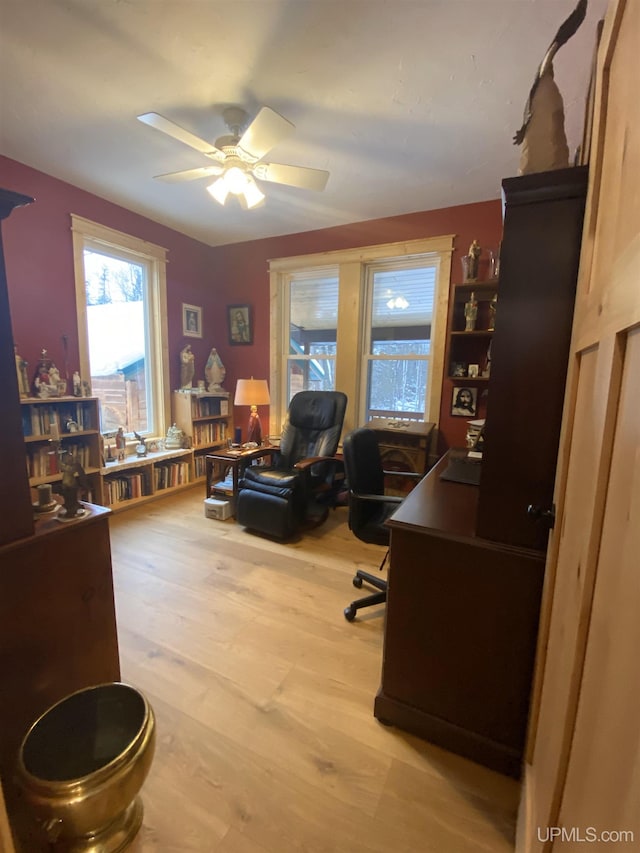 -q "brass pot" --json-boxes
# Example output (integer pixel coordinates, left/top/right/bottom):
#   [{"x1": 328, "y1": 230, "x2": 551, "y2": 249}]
[{"x1": 16, "y1": 683, "x2": 155, "y2": 852}]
